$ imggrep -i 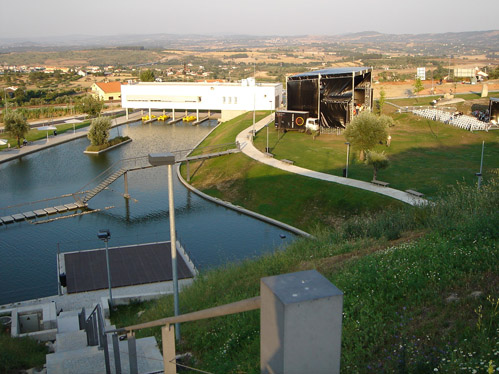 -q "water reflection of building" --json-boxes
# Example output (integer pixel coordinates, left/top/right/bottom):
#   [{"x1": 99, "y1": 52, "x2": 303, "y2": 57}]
[{"x1": 121, "y1": 78, "x2": 283, "y2": 122}]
